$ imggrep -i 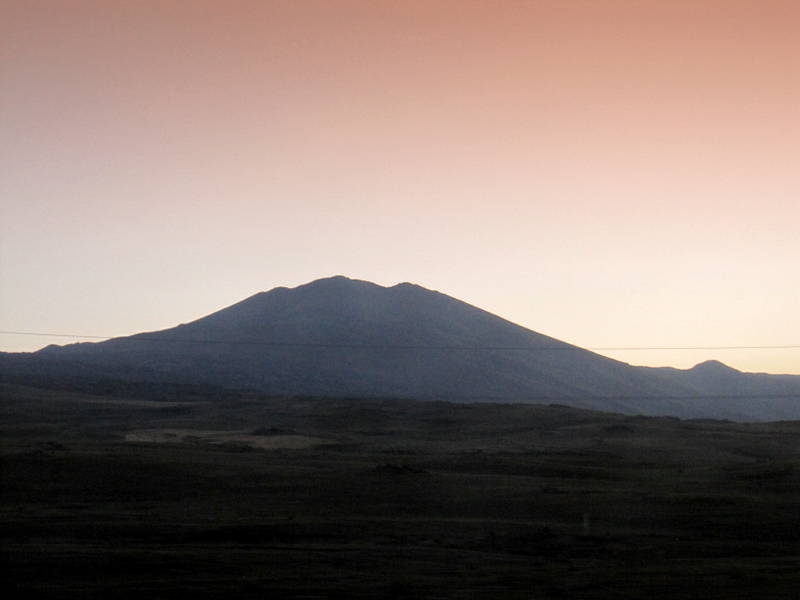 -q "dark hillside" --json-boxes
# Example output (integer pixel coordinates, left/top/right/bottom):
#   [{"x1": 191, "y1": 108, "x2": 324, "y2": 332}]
[{"x1": 3, "y1": 276, "x2": 799, "y2": 420}]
